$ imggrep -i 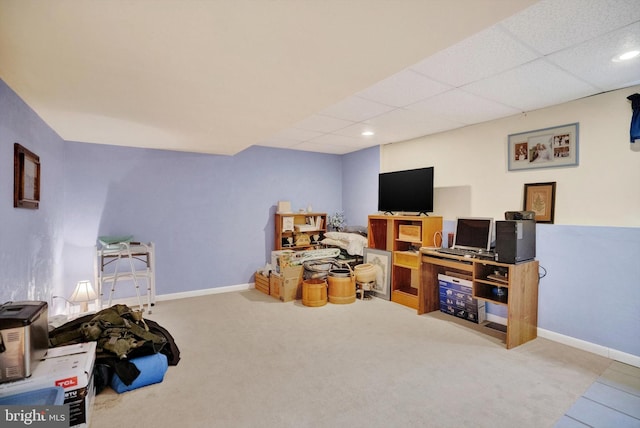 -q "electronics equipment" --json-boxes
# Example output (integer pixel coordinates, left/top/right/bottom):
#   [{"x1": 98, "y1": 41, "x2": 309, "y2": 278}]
[
  {"x1": 450, "y1": 217, "x2": 493, "y2": 252},
  {"x1": 495, "y1": 220, "x2": 536, "y2": 263},
  {"x1": 0, "y1": 301, "x2": 48, "y2": 383},
  {"x1": 505, "y1": 211, "x2": 535, "y2": 220},
  {"x1": 378, "y1": 166, "x2": 434, "y2": 215}
]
